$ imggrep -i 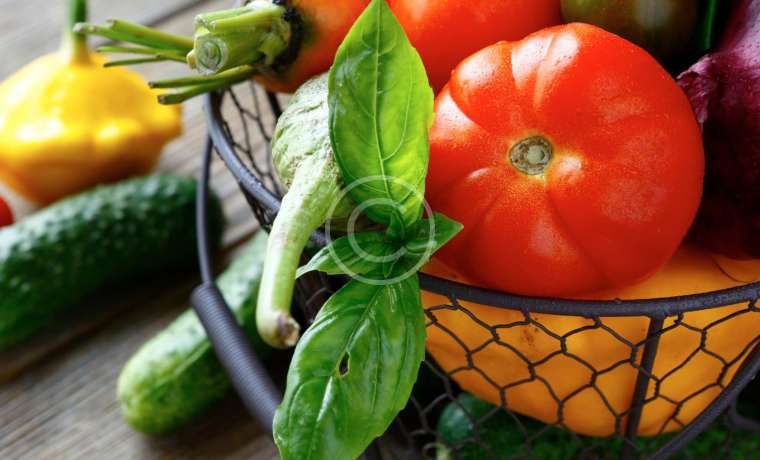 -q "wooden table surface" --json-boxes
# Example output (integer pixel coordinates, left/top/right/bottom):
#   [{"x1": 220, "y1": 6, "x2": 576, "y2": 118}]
[{"x1": 0, "y1": 1, "x2": 280, "y2": 458}]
